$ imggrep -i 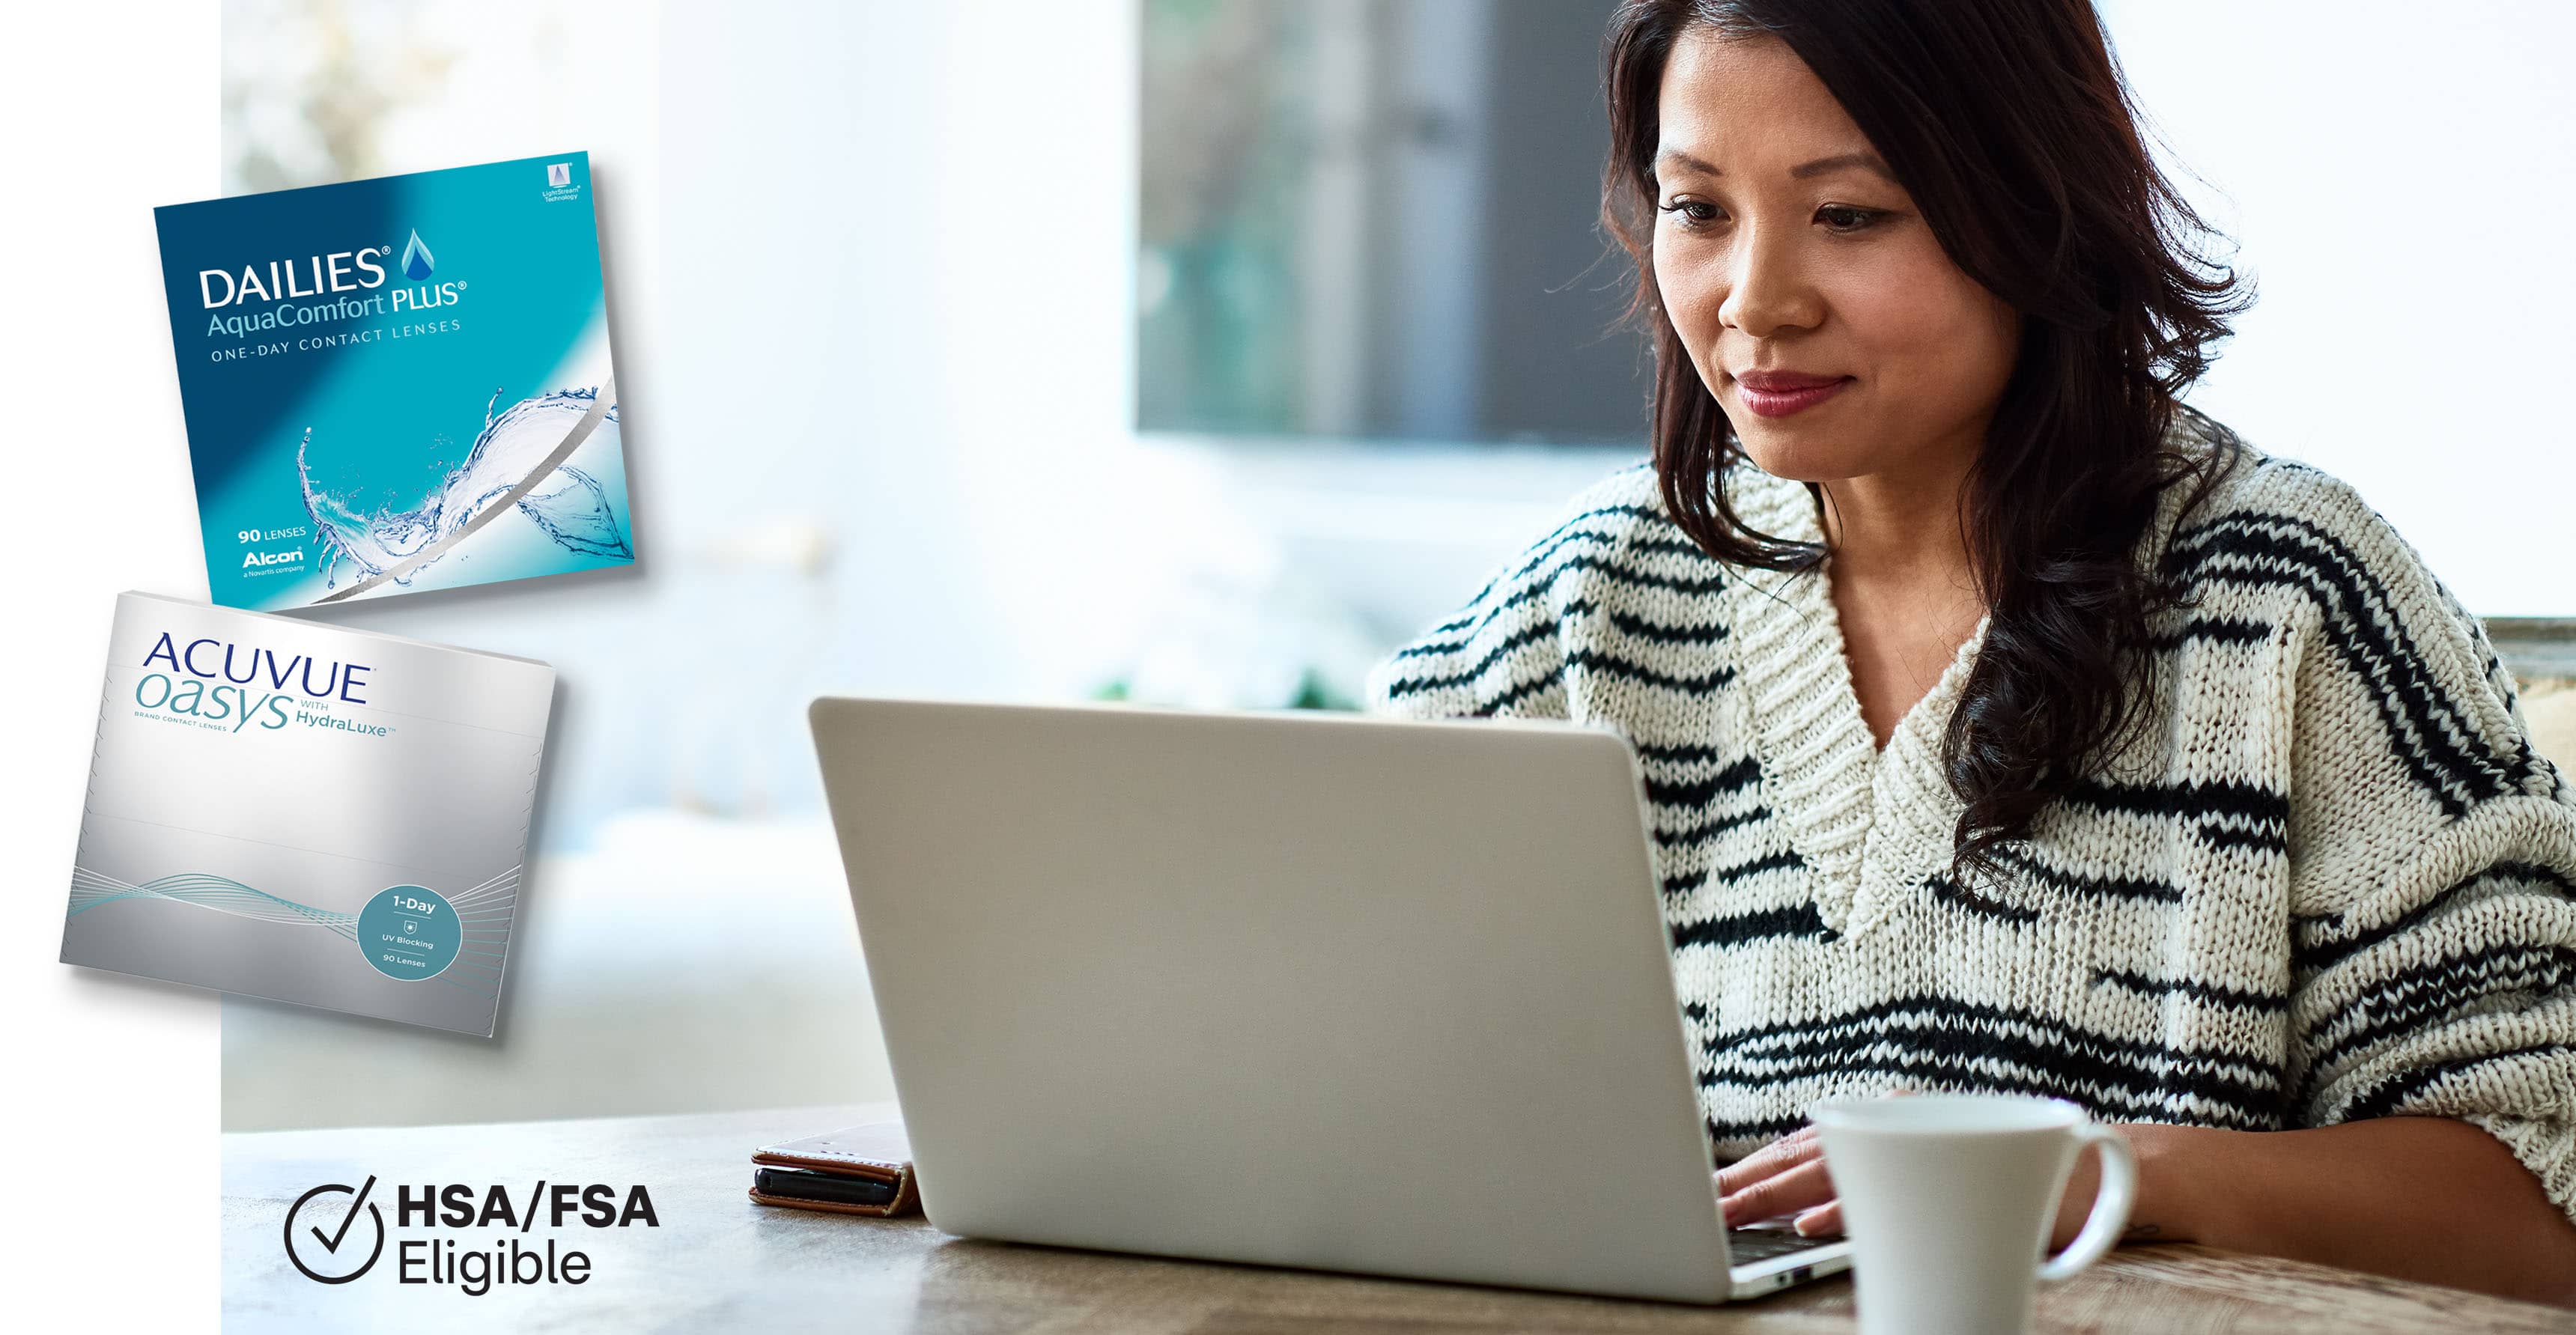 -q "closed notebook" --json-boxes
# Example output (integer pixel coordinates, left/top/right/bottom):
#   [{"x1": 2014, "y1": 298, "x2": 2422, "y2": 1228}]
[{"x1": 58, "y1": 591, "x2": 554, "y2": 1036}]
